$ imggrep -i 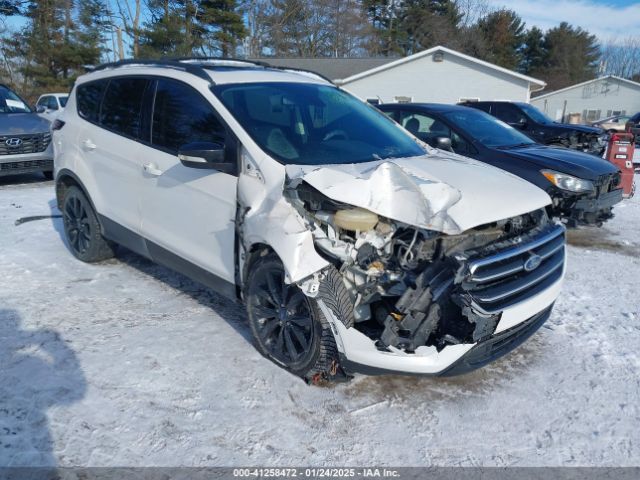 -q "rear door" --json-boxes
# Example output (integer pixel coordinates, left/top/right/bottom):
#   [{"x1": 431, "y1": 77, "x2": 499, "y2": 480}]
[
  {"x1": 75, "y1": 77, "x2": 153, "y2": 235},
  {"x1": 138, "y1": 78, "x2": 238, "y2": 288}
]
